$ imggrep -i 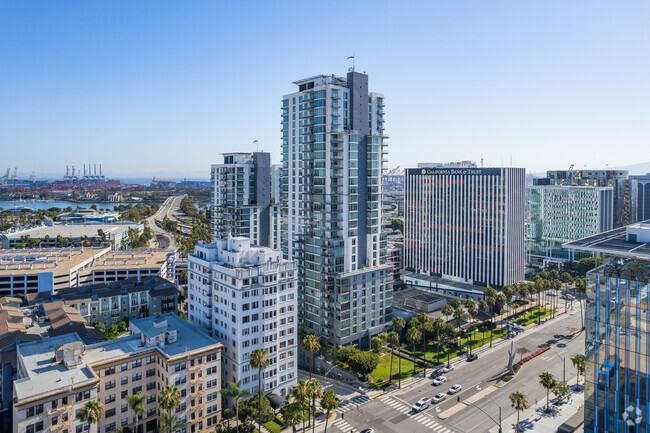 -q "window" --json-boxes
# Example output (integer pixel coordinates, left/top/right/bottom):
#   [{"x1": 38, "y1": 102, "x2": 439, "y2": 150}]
[
  {"x1": 121, "y1": 404, "x2": 128, "y2": 413},
  {"x1": 105, "y1": 394, "x2": 116, "y2": 404},
  {"x1": 121, "y1": 376, "x2": 128, "y2": 385},
  {"x1": 146, "y1": 355, "x2": 156, "y2": 364},
  {"x1": 105, "y1": 380, "x2": 116, "y2": 390},
  {"x1": 105, "y1": 422, "x2": 116, "y2": 432},
  {"x1": 147, "y1": 382, "x2": 156, "y2": 391},
  {"x1": 146, "y1": 368, "x2": 155, "y2": 378},
  {"x1": 132, "y1": 373, "x2": 142, "y2": 382},
  {"x1": 105, "y1": 408, "x2": 116, "y2": 418},
  {"x1": 121, "y1": 363, "x2": 128, "y2": 371},
  {"x1": 105, "y1": 366, "x2": 116, "y2": 375},
  {"x1": 132, "y1": 359, "x2": 142, "y2": 368}
]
